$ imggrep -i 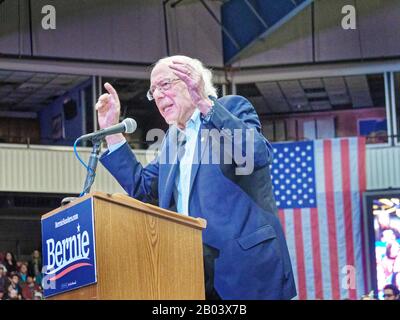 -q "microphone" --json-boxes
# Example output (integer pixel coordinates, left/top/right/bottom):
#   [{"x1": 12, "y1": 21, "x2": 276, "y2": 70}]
[{"x1": 78, "y1": 118, "x2": 137, "y2": 141}]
